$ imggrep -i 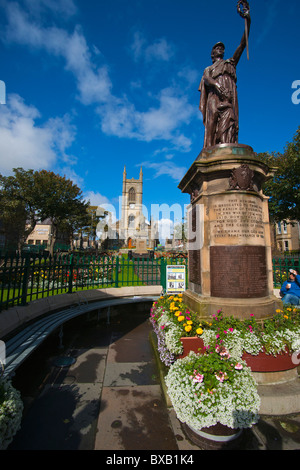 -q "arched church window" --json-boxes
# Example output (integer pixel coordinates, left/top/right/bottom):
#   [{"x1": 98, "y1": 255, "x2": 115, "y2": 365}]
[
  {"x1": 128, "y1": 215, "x2": 135, "y2": 229},
  {"x1": 129, "y1": 187, "x2": 135, "y2": 203}
]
